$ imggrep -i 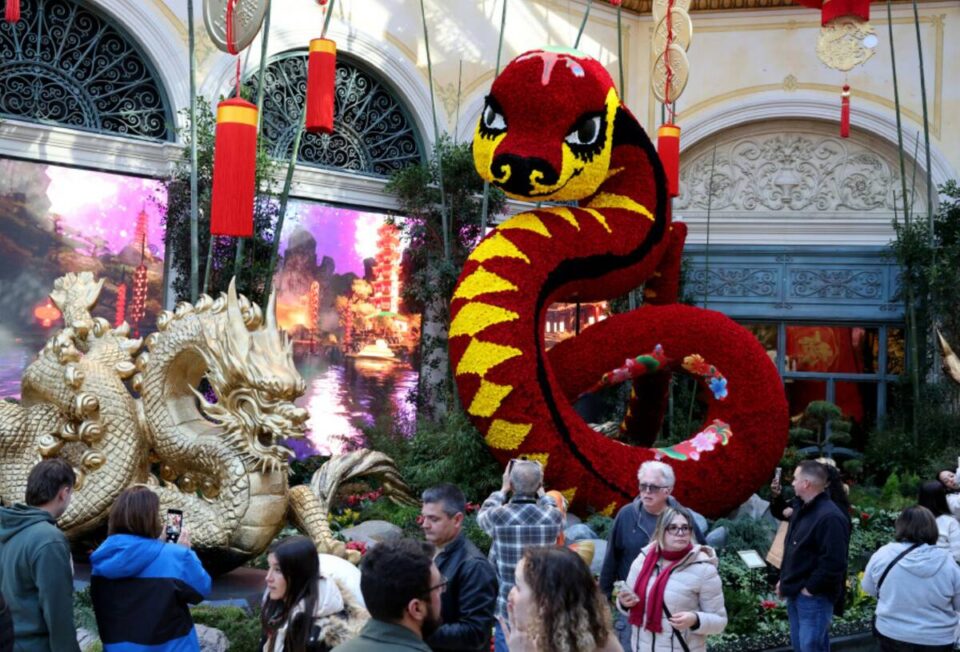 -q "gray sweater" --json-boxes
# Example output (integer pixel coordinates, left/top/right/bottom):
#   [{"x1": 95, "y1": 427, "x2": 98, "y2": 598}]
[{"x1": 861, "y1": 541, "x2": 960, "y2": 646}]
